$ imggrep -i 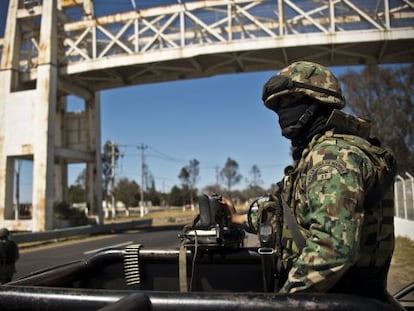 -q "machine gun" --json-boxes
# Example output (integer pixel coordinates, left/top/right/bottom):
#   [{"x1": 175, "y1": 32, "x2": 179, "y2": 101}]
[{"x1": 180, "y1": 193, "x2": 245, "y2": 249}]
